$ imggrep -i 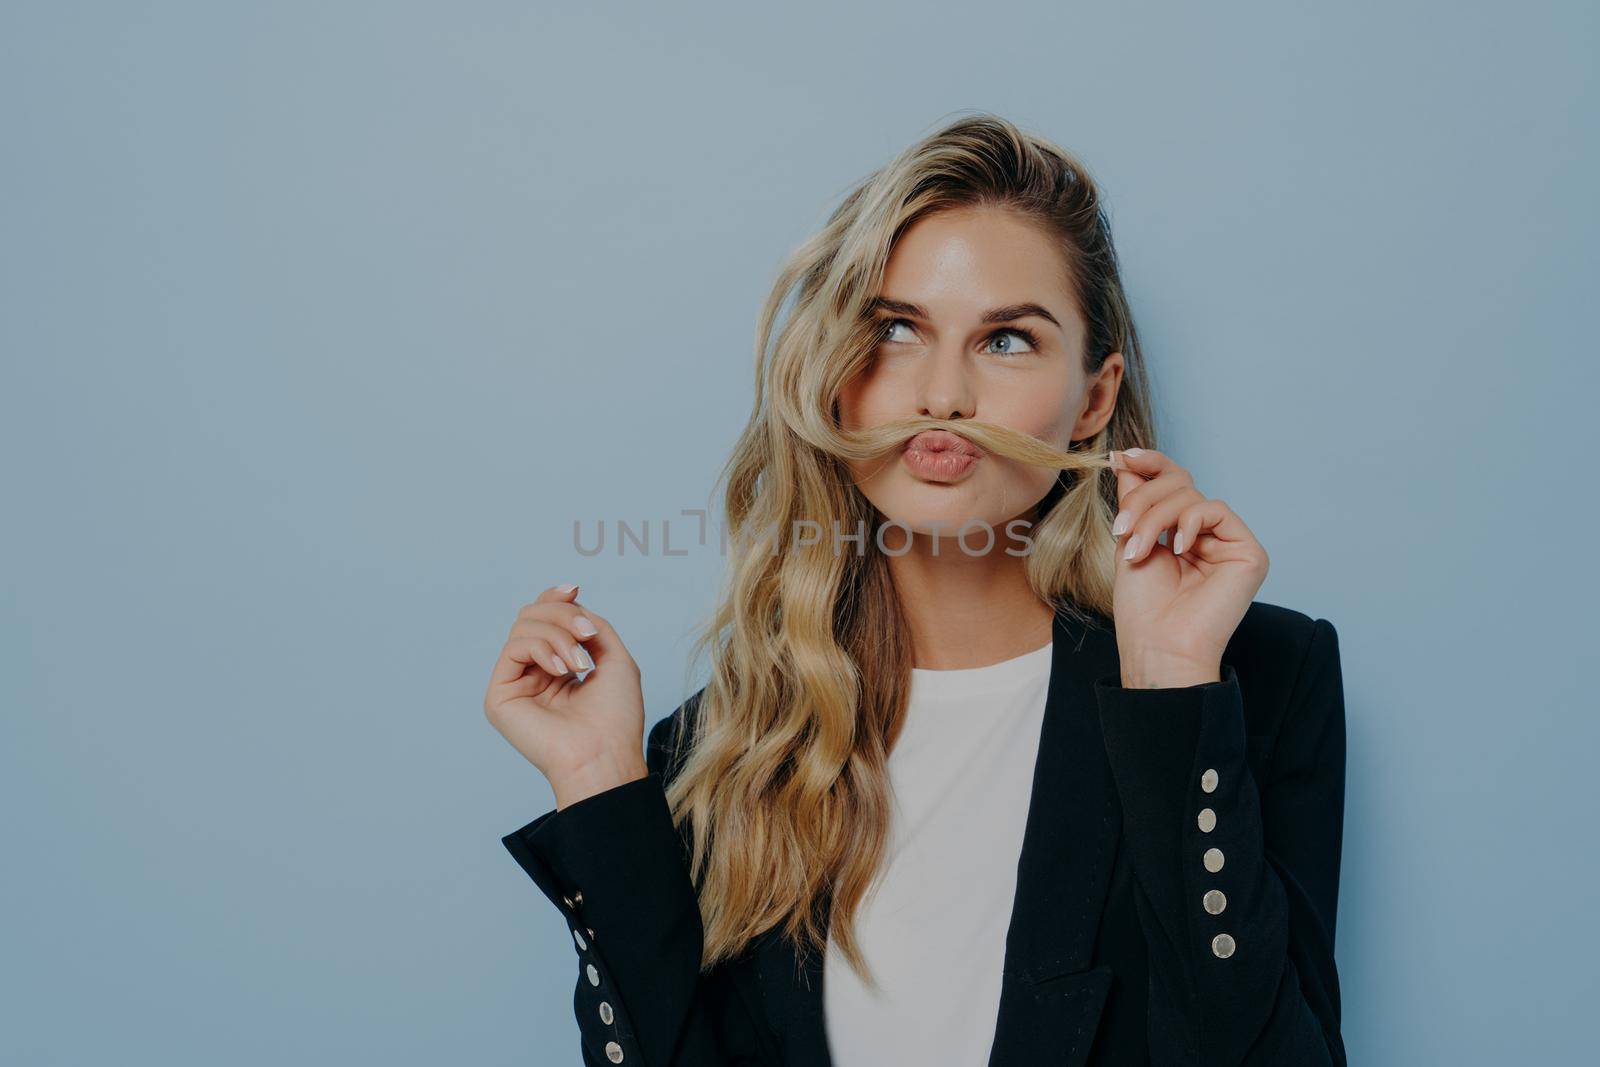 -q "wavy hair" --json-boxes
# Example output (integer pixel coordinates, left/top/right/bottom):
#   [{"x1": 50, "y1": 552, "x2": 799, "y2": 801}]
[{"x1": 664, "y1": 111, "x2": 1160, "y2": 988}]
